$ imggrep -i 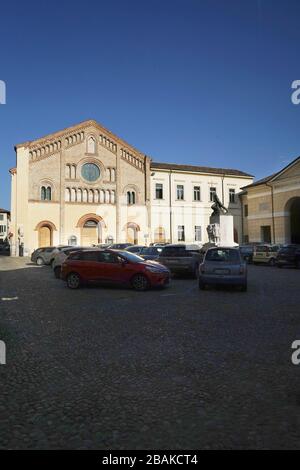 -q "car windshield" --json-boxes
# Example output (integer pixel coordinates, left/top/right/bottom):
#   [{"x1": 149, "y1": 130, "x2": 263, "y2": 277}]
[
  {"x1": 119, "y1": 251, "x2": 144, "y2": 263},
  {"x1": 206, "y1": 249, "x2": 240, "y2": 262}
]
